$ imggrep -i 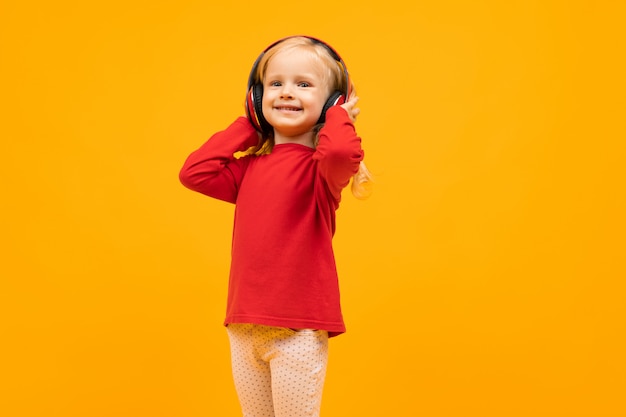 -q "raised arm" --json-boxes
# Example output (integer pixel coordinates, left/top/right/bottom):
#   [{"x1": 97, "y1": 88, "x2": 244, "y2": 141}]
[
  {"x1": 179, "y1": 117, "x2": 259, "y2": 203},
  {"x1": 313, "y1": 104, "x2": 364, "y2": 203}
]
